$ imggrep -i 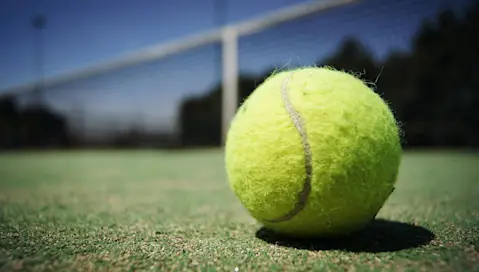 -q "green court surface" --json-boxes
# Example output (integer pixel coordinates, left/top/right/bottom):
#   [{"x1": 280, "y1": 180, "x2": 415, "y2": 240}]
[{"x1": 0, "y1": 150, "x2": 478, "y2": 271}]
